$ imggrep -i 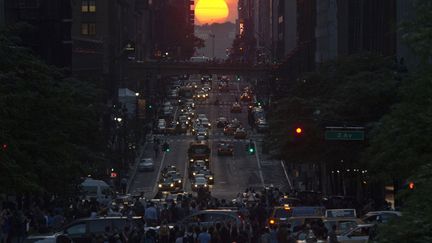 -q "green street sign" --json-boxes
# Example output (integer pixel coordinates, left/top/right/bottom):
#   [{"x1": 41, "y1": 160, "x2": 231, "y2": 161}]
[{"x1": 325, "y1": 130, "x2": 365, "y2": 141}]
